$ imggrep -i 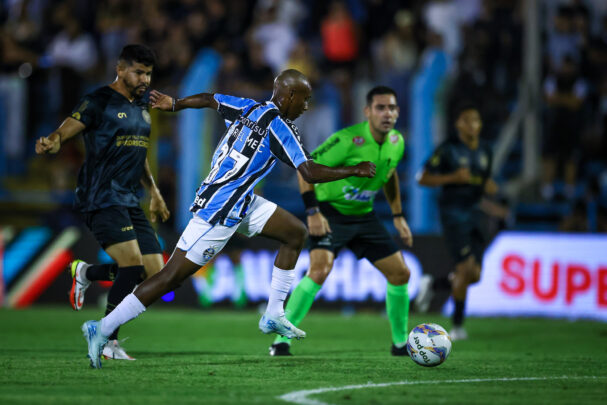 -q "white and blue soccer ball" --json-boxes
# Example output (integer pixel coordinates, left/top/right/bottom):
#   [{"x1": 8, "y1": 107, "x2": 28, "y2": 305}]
[{"x1": 406, "y1": 323, "x2": 452, "y2": 367}]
